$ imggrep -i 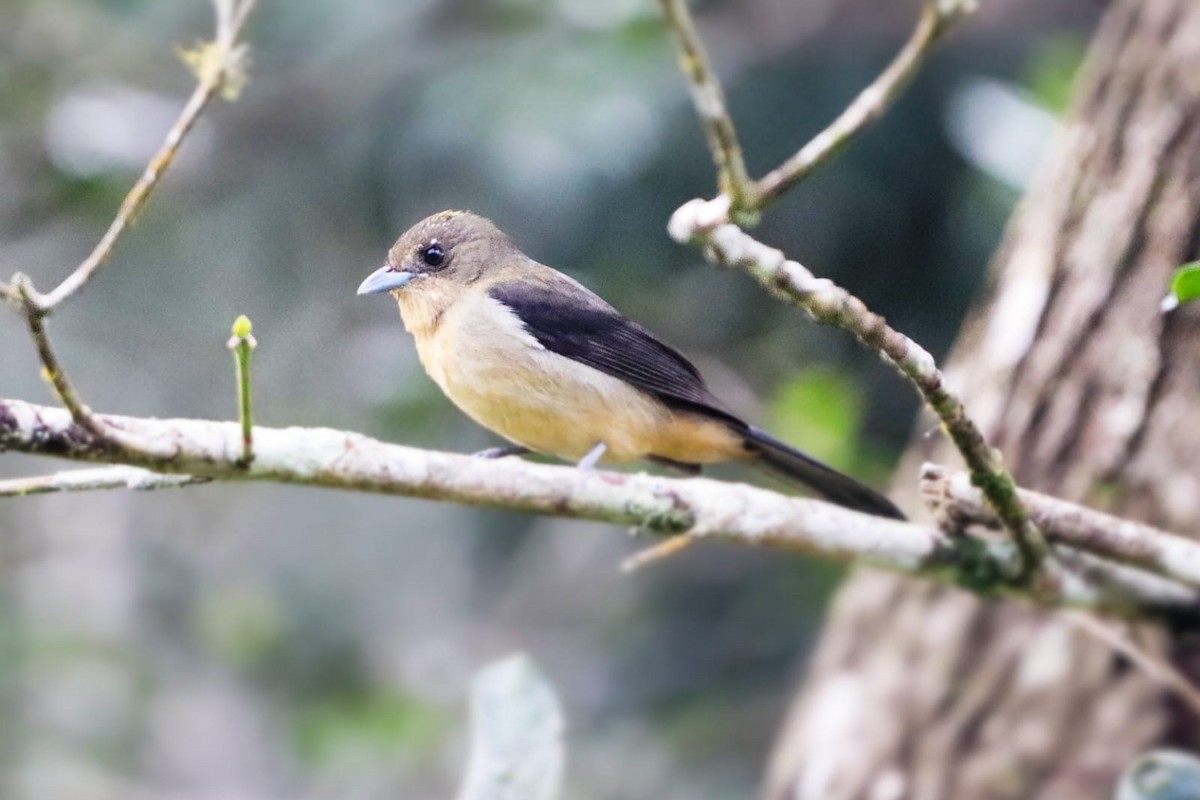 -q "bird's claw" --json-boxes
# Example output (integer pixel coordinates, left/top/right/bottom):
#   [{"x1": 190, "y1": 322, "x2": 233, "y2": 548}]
[{"x1": 576, "y1": 442, "x2": 608, "y2": 470}]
